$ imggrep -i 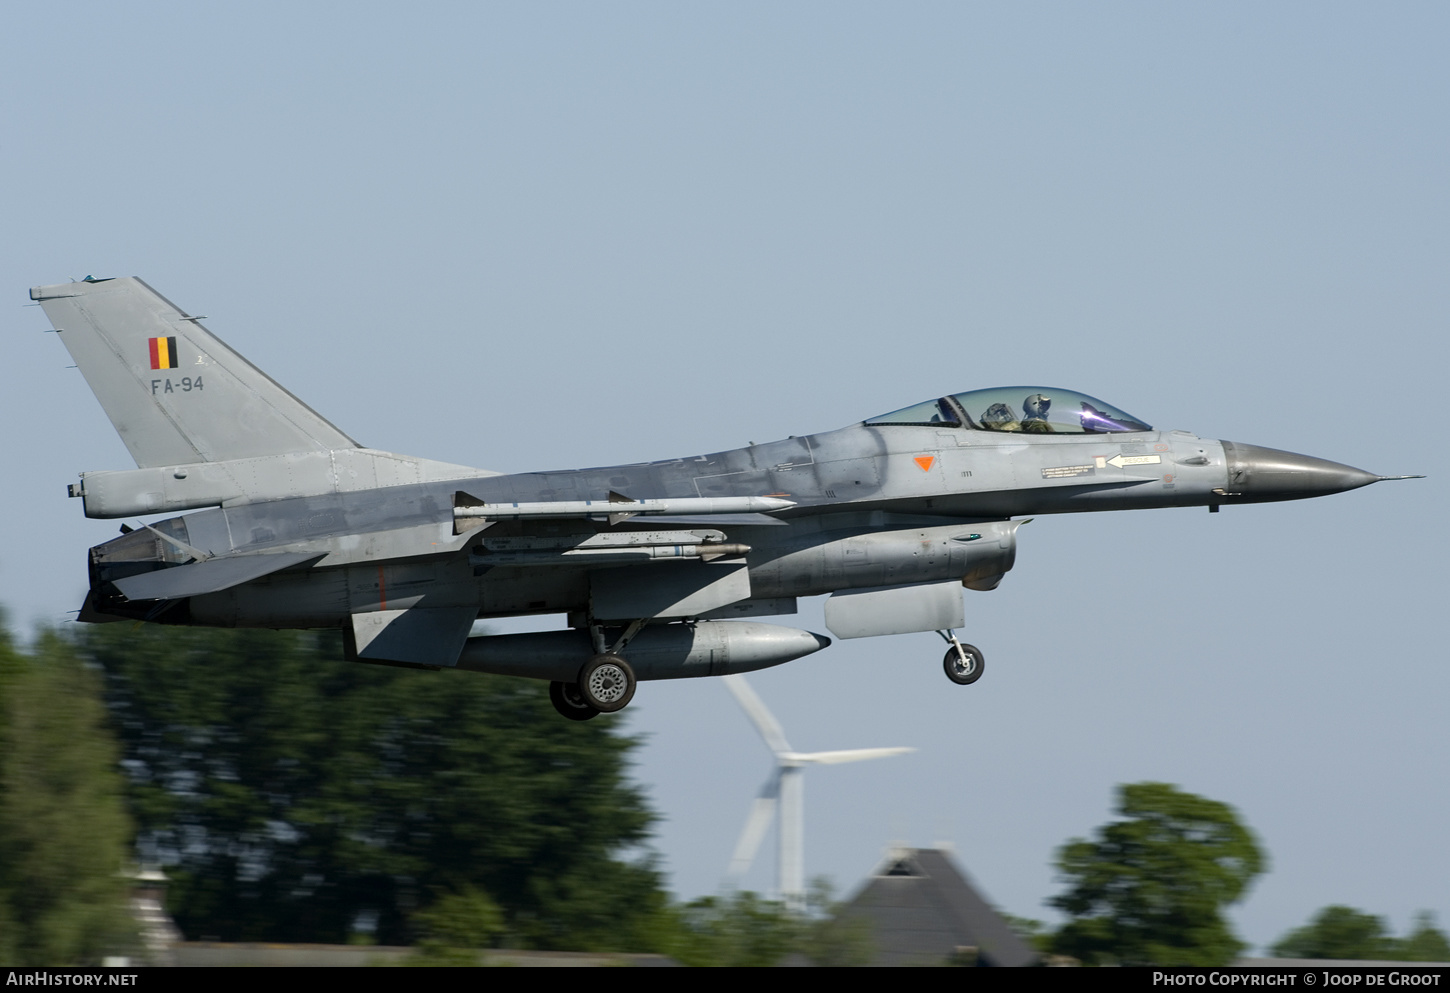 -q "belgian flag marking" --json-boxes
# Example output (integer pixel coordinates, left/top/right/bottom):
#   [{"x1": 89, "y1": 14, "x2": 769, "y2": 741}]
[{"x1": 149, "y1": 336, "x2": 179, "y2": 370}]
